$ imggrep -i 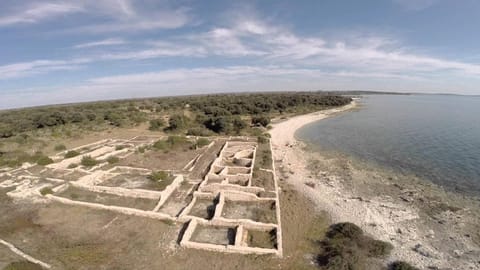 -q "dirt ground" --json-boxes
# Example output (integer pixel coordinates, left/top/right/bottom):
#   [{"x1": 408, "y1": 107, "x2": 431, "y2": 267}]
[
  {"x1": 117, "y1": 148, "x2": 202, "y2": 171},
  {"x1": 1, "y1": 177, "x2": 331, "y2": 270}
]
